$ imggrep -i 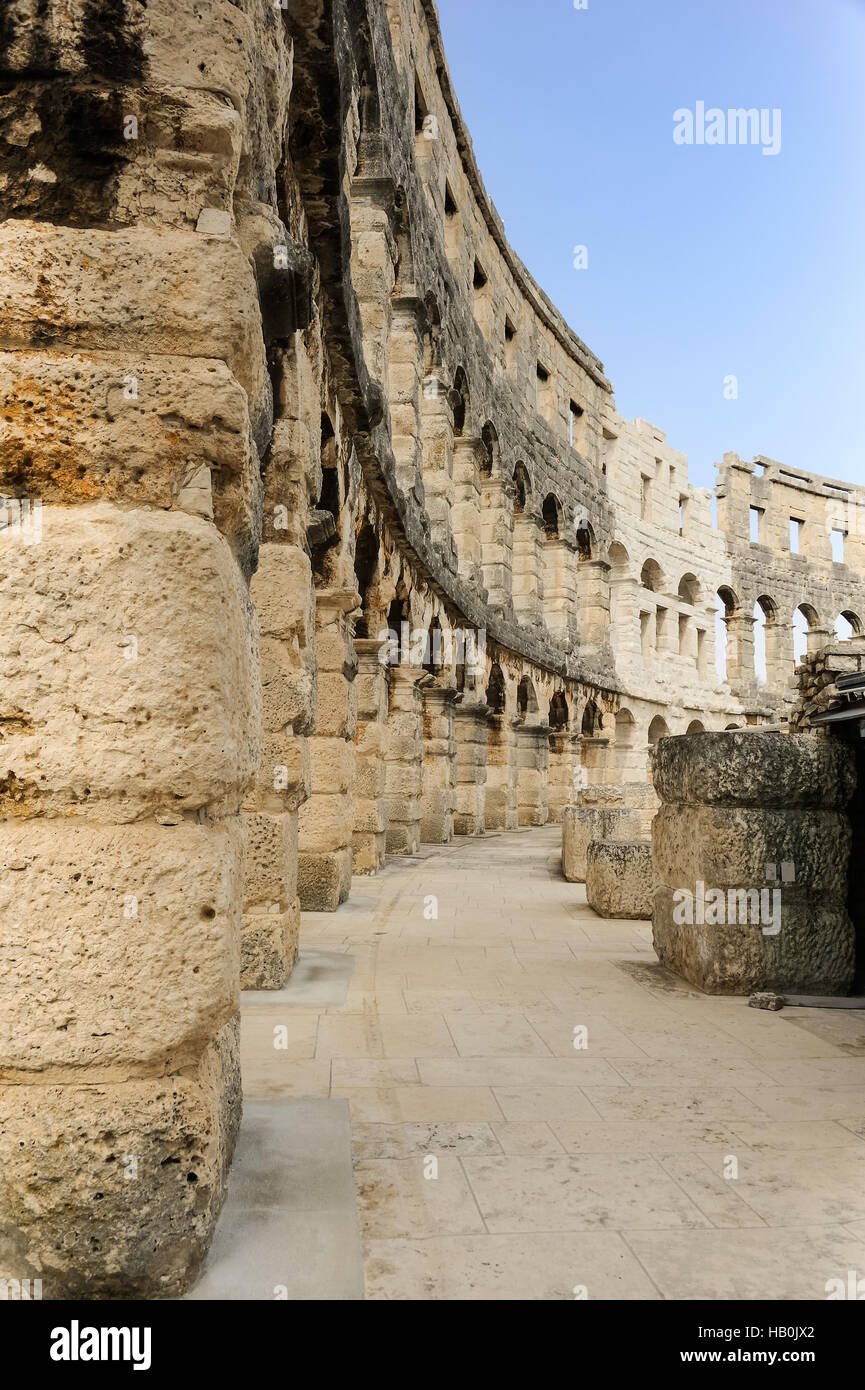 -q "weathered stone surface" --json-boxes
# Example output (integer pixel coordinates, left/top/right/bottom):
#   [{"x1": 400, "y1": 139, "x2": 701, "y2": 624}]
[
  {"x1": 0, "y1": 820, "x2": 241, "y2": 1078},
  {"x1": 0, "y1": 1016, "x2": 241, "y2": 1300},
  {"x1": 0, "y1": 352, "x2": 255, "y2": 543},
  {"x1": 562, "y1": 805, "x2": 642, "y2": 883},
  {"x1": 586, "y1": 839, "x2": 653, "y2": 919},
  {"x1": 652, "y1": 731, "x2": 856, "y2": 811},
  {"x1": 0, "y1": 506, "x2": 260, "y2": 820},
  {"x1": 652, "y1": 735, "x2": 855, "y2": 995}
]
